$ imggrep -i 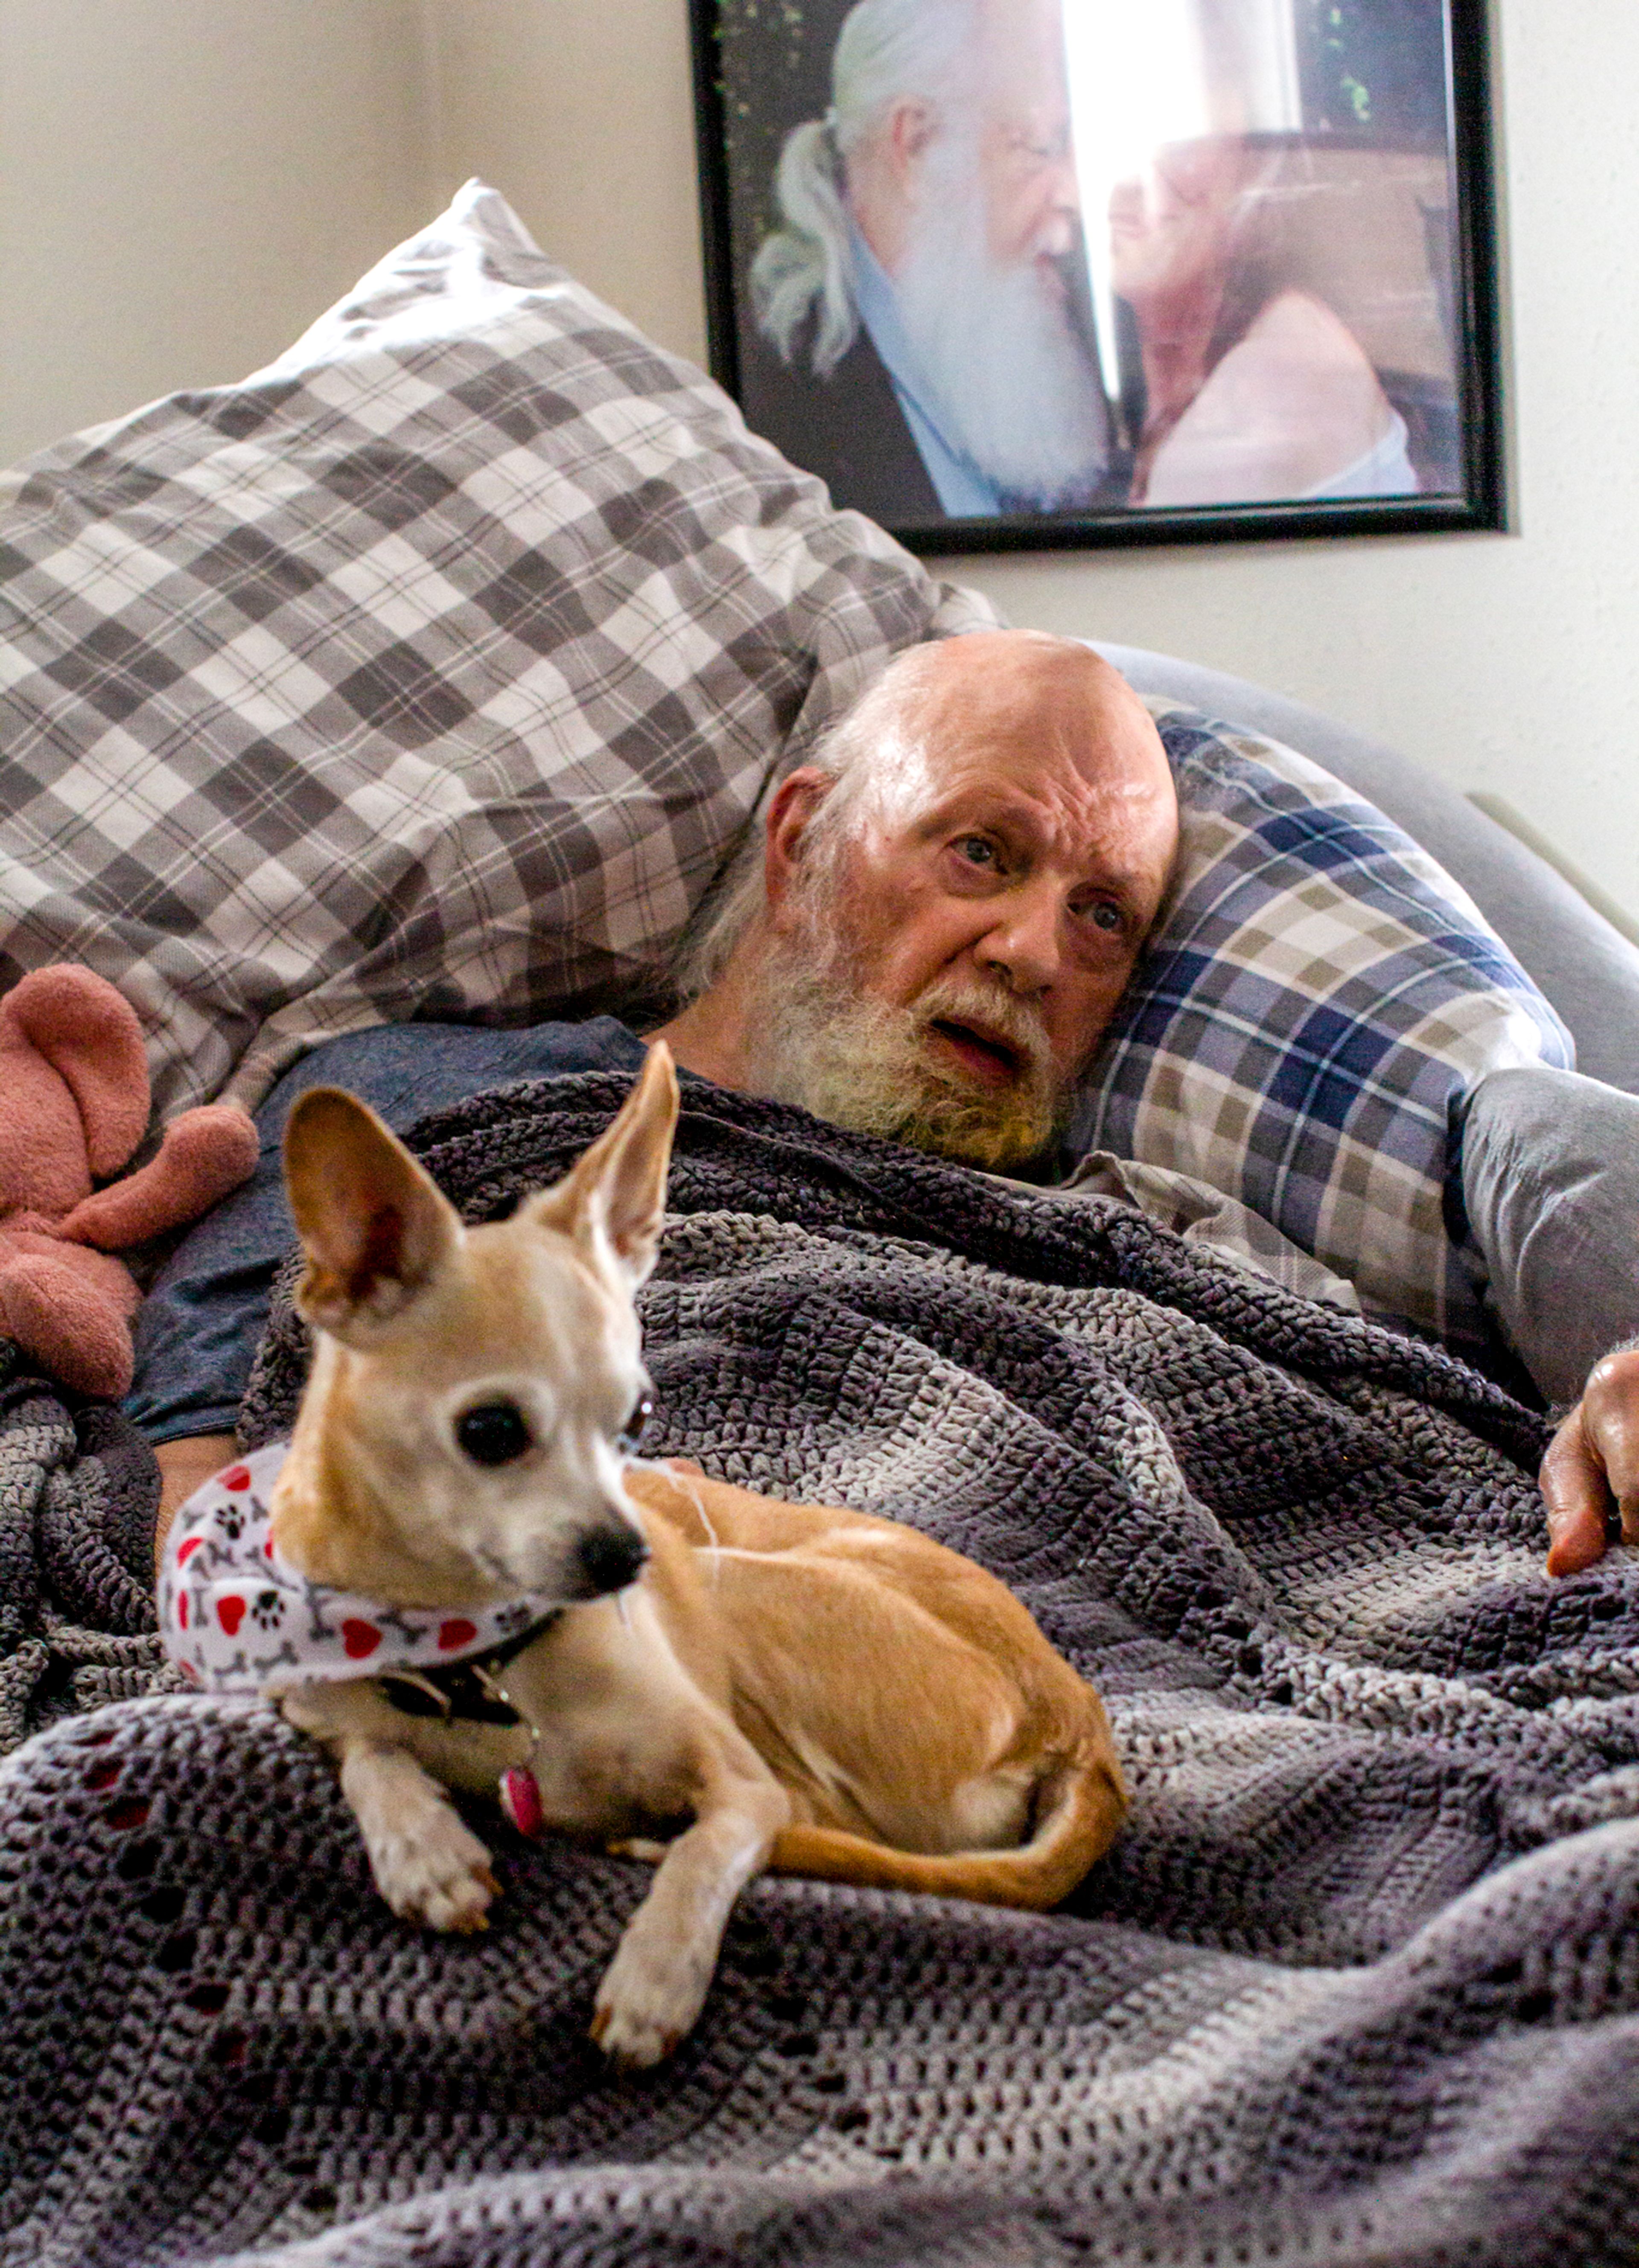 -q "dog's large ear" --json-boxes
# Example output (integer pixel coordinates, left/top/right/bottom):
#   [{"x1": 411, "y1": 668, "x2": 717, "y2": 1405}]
[
  {"x1": 526, "y1": 1043, "x2": 679, "y2": 1289},
  {"x1": 284, "y1": 1088, "x2": 463, "y2": 1340}
]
